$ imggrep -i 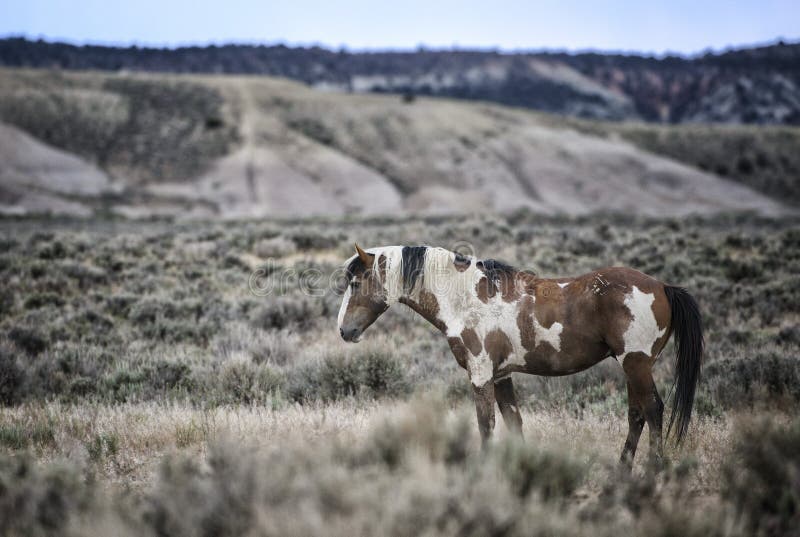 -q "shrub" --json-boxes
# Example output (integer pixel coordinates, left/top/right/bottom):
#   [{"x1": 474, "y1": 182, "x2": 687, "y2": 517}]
[
  {"x1": 288, "y1": 350, "x2": 410, "y2": 402},
  {"x1": 0, "y1": 455, "x2": 93, "y2": 537},
  {"x1": 7, "y1": 326, "x2": 48, "y2": 356},
  {"x1": 23, "y1": 293, "x2": 65, "y2": 310},
  {"x1": 251, "y1": 295, "x2": 324, "y2": 331},
  {"x1": 496, "y1": 439, "x2": 585, "y2": 500},
  {"x1": 0, "y1": 288, "x2": 13, "y2": 318},
  {"x1": 360, "y1": 350, "x2": 409, "y2": 397},
  {"x1": 0, "y1": 424, "x2": 29, "y2": 449},
  {"x1": 218, "y1": 358, "x2": 284, "y2": 405},
  {"x1": 254, "y1": 236, "x2": 297, "y2": 258},
  {"x1": 705, "y1": 351, "x2": 800, "y2": 408},
  {"x1": 0, "y1": 342, "x2": 22, "y2": 405},
  {"x1": 723, "y1": 417, "x2": 800, "y2": 536},
  {"x1": 147, "y1": 360, "x2": 193, "y2": 393},
  {"x1": 86, "y1": 432, "x2": 120, "y2": 463},
  {"x1": 59, "y1": 261, "x2": 108, "y2": 288}
]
